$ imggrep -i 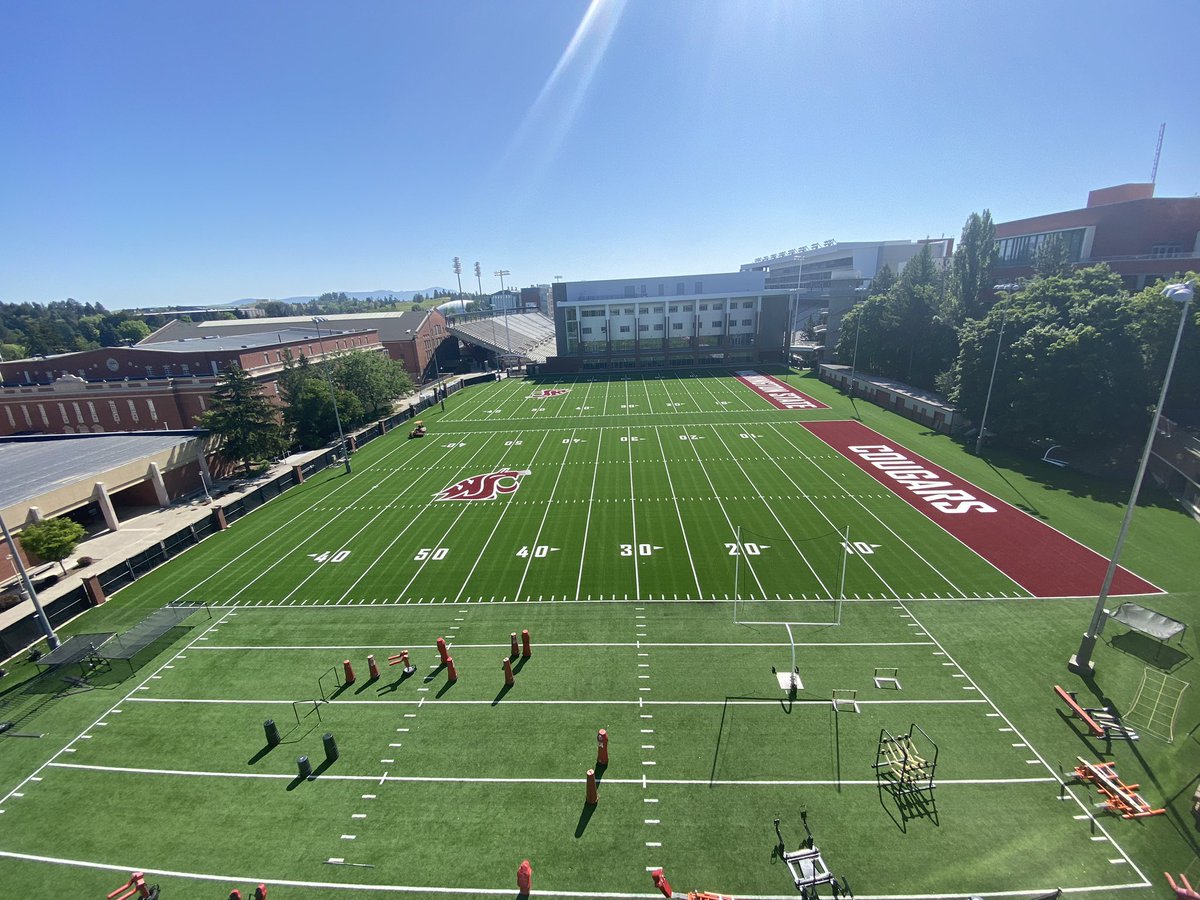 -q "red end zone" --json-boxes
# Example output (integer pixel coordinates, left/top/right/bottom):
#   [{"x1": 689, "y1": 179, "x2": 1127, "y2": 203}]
[
  {"x1": 734, "y1": 370, "x2": 829, "y2": 410},
  {"x1": 800, "y1": 420, "x2": 1161, "y2": 598}
]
